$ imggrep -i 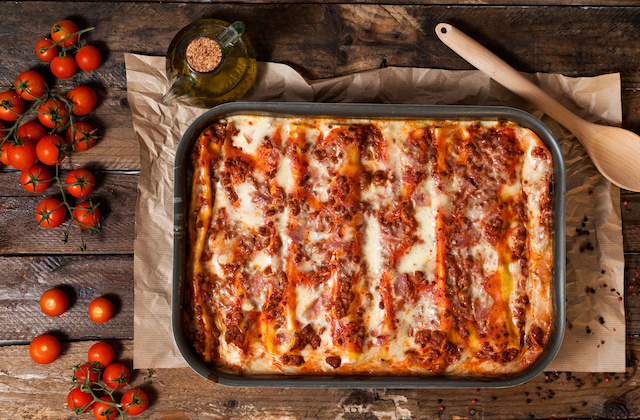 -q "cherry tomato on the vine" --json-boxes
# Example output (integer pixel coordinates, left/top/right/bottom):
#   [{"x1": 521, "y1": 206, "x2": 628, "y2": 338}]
[
  {"x1": 75, "y1": 45, "x2": 102, "y2": 71},
  {"x1": 67, "y1": 86, "x2": 97, "y2": 116},
  {"x1": 35, "y1": 197, "x2": 66, "y2": 228},
  {"x1": 0, "y1": 91, "x2": 24, "y2": 122},
  {"x1": 66, "y1": 121, "x2": 97, "y2": 151},
  {"x1": 14, "y1": 70, "x2": 47, "y2": 101},
  {"x1": 17, "y1": 121, "x2": 47, "y2": 143},
  {"x1": 93, "y1": 396, "x2": 117, "y2": 420},
  {"x1": 66, "y1": 168, "x2": 95, "y2": 198},
  {"x1": 38, "y1": 98, "x2": 69, "y2": 129},
  {"x1": 72, "y1": 362, "x2": 100, "y2": 386},
  {"x1": 88, "y1": 341, "x2": 114, "y2": 368},
  {"x1": 74, "y1": 200, "x2": 101, "y2": 230},
  {"x1": 102, "y1": 362, "x2": 130, "y2": 390},
  {"x1": 121, "y1": 388, "x2": 149, "y2": 415},
  {"x1": 88, "y1": 296, "x2": 112, "y2": 323},
  {"x1": 21, "y1": 164, "x2": 52, "y2": 193},
  {"x1": 7, "y1": 141, "x2": 37, "y2": 170},
  {"x1": 51, "y1": 20, "x2": 79, "y2": 48},
  {"x1": 51, "y1": 55, "x2": 77, "y2": 79},
  {"x1": 29, "y1": 333, "x2": 60, "y2": 364},
  {"x1": 0, "y1": 141, "x2": 11, "y2": 166},
  {"x1": 67, "y1": 387, "x2": 94, "y2": 414},
  {"x1": 36, "y1": 134, "x2": 67, "y2": 165},
  {"x1": 39, "y1": 287, "x2": 68, "y2": 316},
  {"x1": 36, "y1": 38, "x2": 58, "y2": 62}
]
